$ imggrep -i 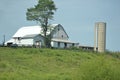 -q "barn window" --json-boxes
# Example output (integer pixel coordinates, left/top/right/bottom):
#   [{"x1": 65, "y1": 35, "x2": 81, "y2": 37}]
[
  {"x1": 64, "y1": 43, "x2": 67, "y2": 48},
  {"x1": 62, "y1": 35, "x2": 63, "y2": 38},
  {"x1": 58, "y1": 28, "x2": 60, "y2": 31},
  {"x1": 58, "y1": 42, "x2": 60, "y2": 48},
  {"x1": 18, "y1": 37, "x2": 21, "y2": 41},
  {"x1": 58, "y1": 26, "x2": 60, "y2": 31}
]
